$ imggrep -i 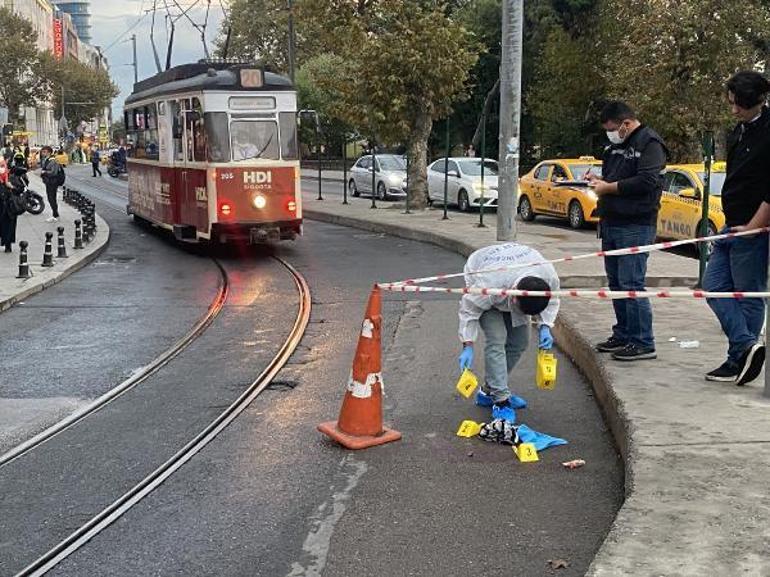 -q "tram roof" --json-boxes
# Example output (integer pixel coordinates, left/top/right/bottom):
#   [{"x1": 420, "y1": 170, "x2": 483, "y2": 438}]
[{"x1": 125, "y1": 60, "x2": 293, "y2": 106}]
